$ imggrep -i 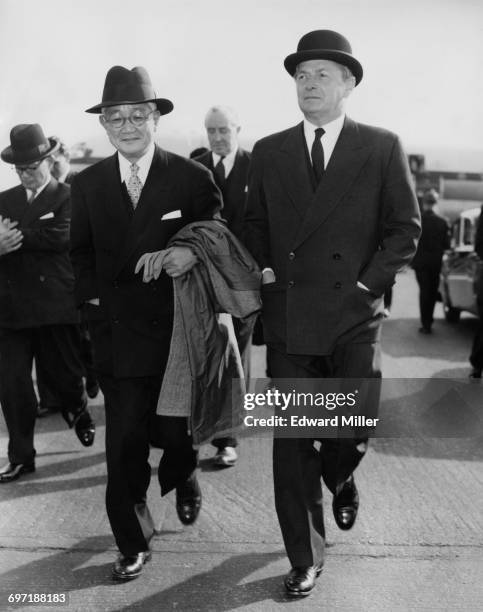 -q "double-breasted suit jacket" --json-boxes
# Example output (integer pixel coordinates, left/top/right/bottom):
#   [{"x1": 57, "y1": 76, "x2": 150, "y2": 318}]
[
  {"x1": 0, "y1": 179, "x2": 79, "y2": 329},
  {"x1": 70, "y1": 146, "x2": 222, "y2": 378},
  {"x1": 244, "y1": 117, "x2": 421, "y2": 355},
  {"x1": 196, "y1": 148, "x2": 251, "y2": 240}
]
